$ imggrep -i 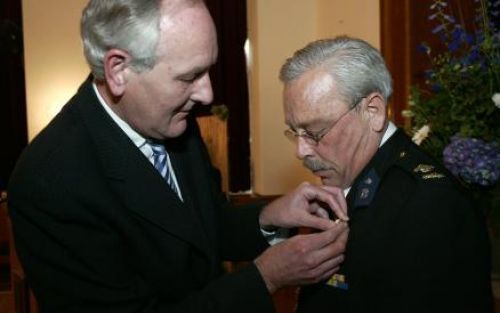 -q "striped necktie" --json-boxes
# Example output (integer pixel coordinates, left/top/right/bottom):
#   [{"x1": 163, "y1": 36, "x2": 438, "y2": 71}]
[{"x1": 149, "y1": 142, "x2": 181, "y2": 199}]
